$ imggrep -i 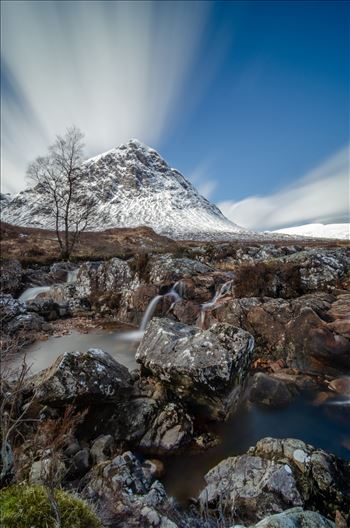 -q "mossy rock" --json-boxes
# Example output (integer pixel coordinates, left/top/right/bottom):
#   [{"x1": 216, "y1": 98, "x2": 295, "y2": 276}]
[{"x1": 0, "y1": 484, "x2": 101, "y2": 528}]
